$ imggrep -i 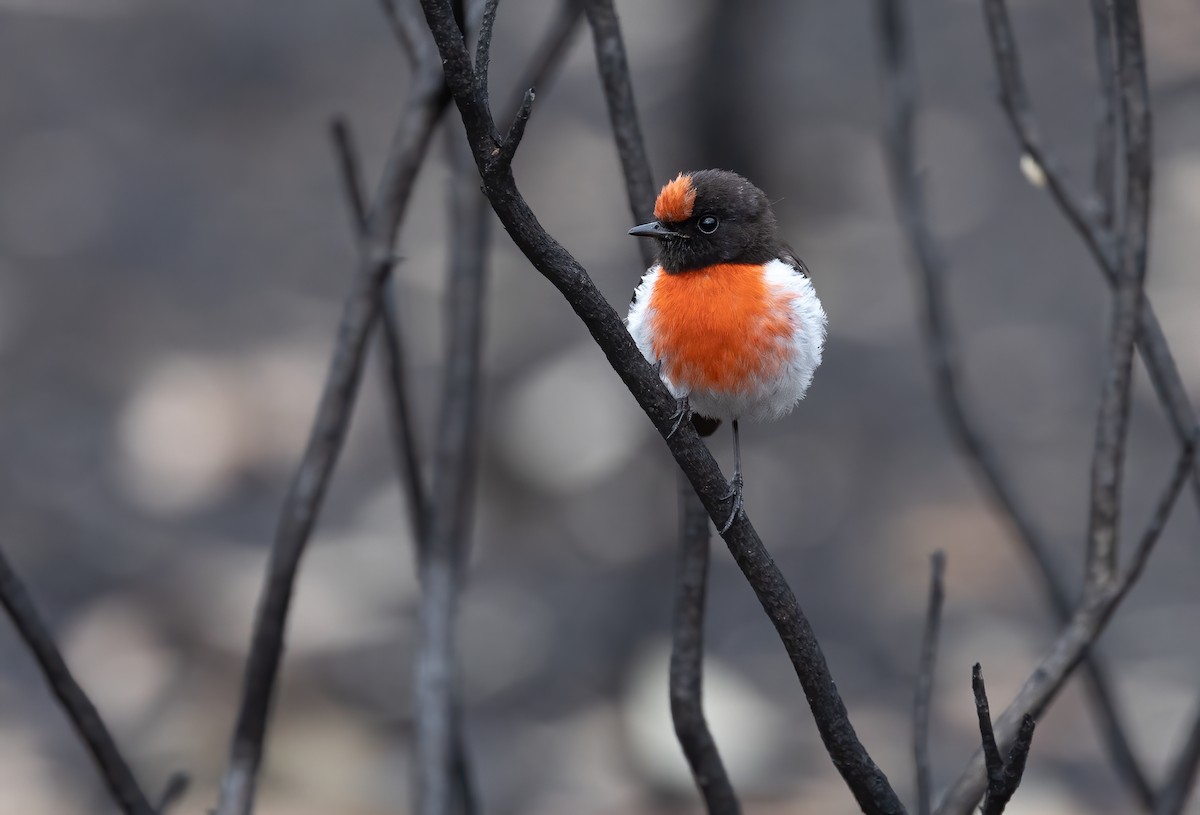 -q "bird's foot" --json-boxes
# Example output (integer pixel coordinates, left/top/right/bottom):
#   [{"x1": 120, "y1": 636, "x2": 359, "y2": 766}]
[
  {"x1": 719, "y1": 472, "x2": 744, "y2": 533},
  {"x1": 667, "y1": 396, "x2": 691, "y2": 439}
]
